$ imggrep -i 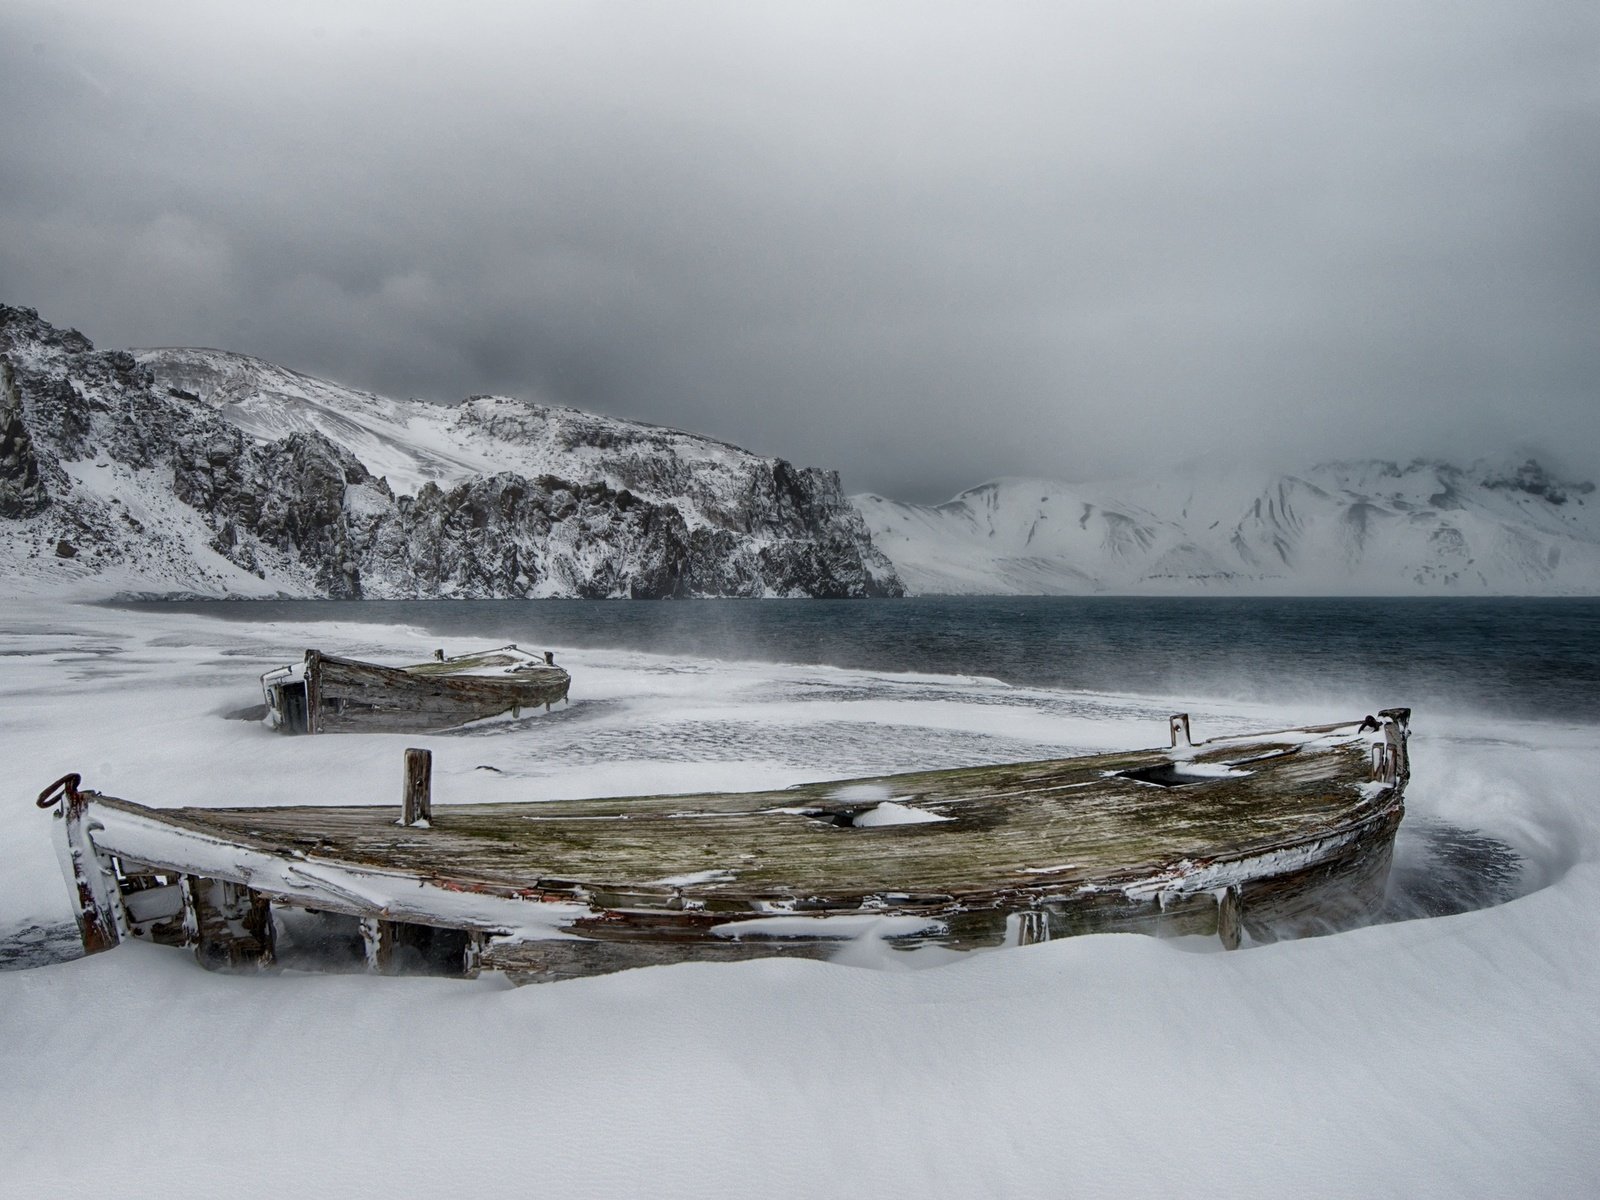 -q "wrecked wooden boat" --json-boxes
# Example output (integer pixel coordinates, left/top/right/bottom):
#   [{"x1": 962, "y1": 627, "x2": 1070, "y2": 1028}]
[
  {"x1": 37, "y1": 709, "x2": 1409, "y2": 983},
  {"x1": 260, "y1": 644, "x2": 570, "y2": 735}
]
